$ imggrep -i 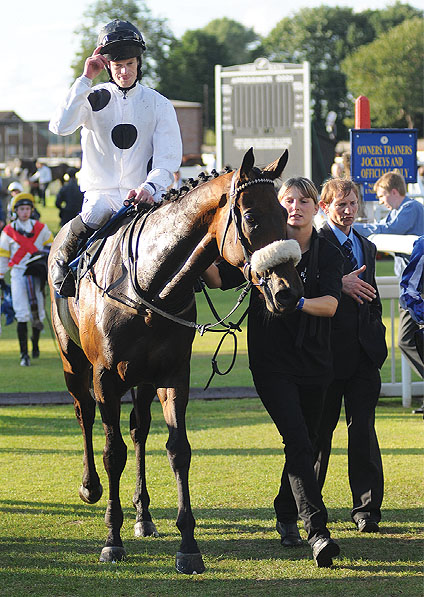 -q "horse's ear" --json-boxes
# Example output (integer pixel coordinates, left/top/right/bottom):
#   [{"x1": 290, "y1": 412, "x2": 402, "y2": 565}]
[
  {"x1": 240, "y1": 148, "x2": 255, "y2": 181},
  {"x1": 263, "y1": 150, "x2": 289, "y2": 180}
]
